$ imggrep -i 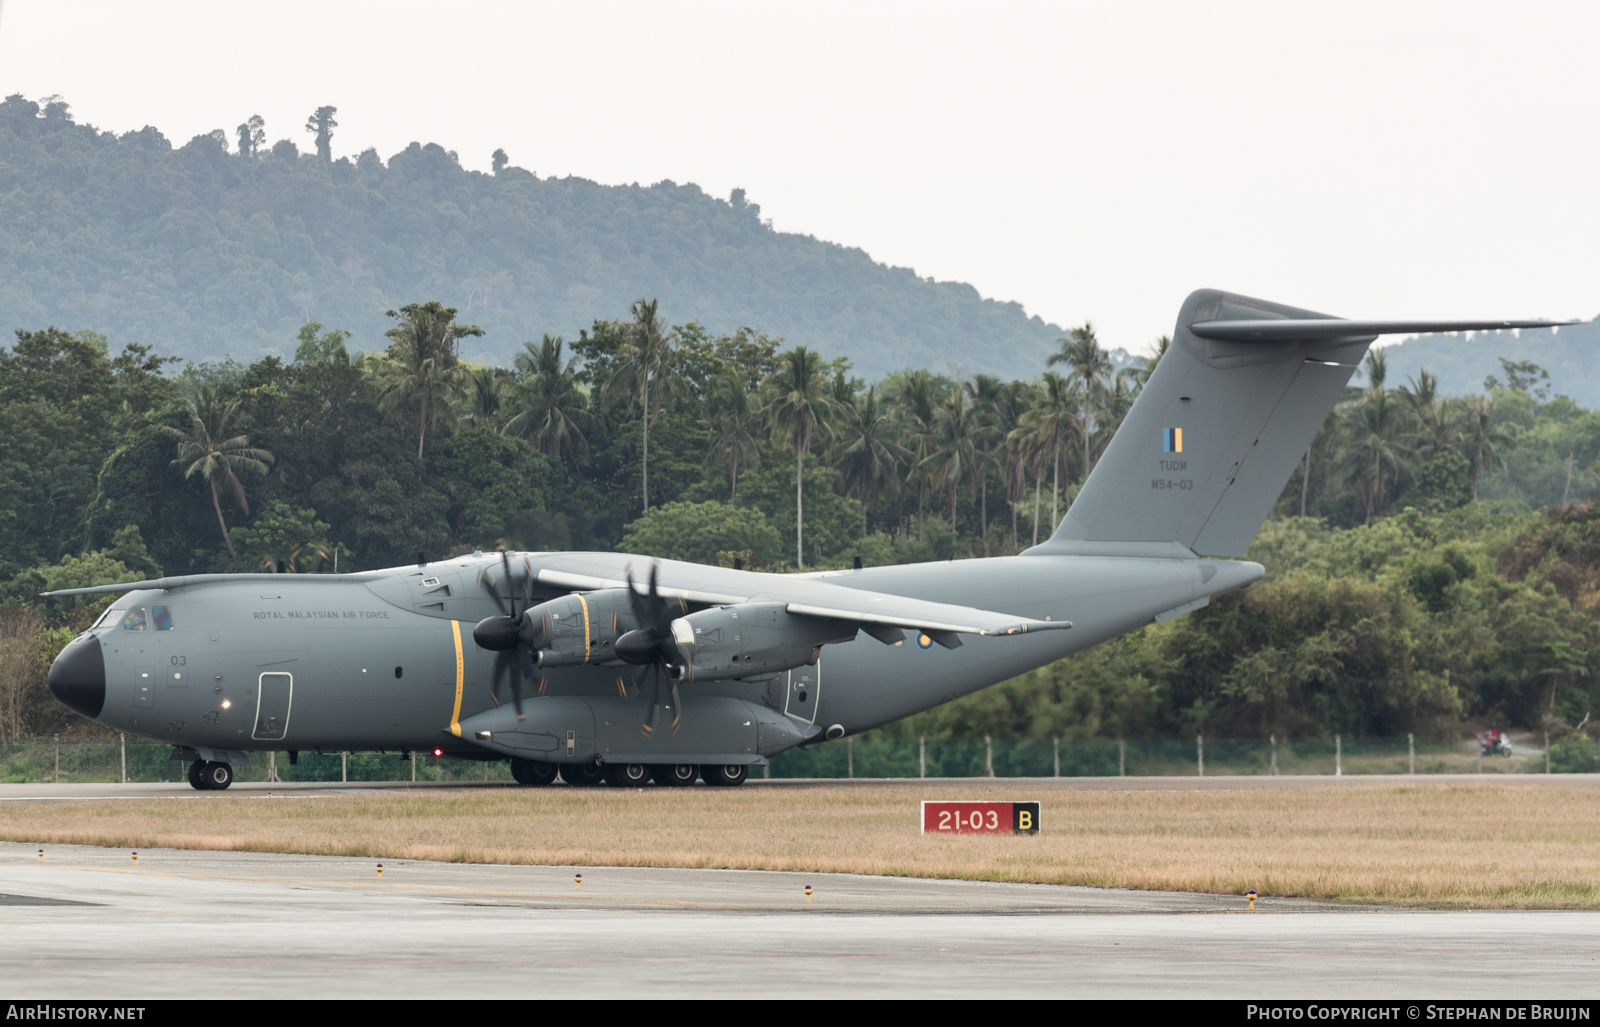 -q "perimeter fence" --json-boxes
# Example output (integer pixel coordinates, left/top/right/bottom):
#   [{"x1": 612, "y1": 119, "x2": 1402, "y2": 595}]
[{"x1": 3, "y1": 733, "x2": 1596, "y2": 784}]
